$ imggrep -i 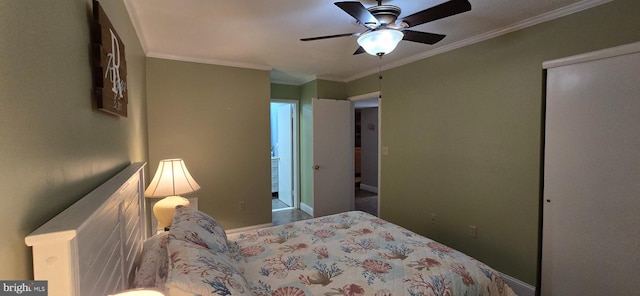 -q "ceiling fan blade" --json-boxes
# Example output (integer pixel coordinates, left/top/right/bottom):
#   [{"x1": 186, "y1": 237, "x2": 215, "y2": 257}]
[
  {"x1": 334, "y1": 2, "x2": 379, "y2": 26},
  {"x1": 402, "y1": 30, "x2": 446, "y2": 45},
  {"x1": 300, "y1": 32, "x2": 358, "y2": 41},
  {"x1": 400, "y1": 0, "x2": 471, "y2": 28},
  {"x1": 353, "y1": 46, "x2": 366, "y2": 55}
]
